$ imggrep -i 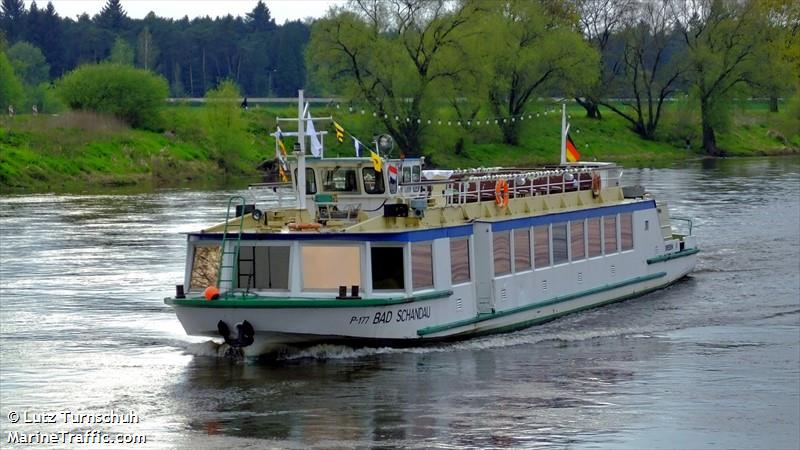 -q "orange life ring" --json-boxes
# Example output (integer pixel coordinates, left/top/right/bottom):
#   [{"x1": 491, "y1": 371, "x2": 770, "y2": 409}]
[
  {"x1": 591, "y1": 173, "x2": 602, "y2": 196},
  {"x1": 495, "y1": 179, "x2": 510, "y2": 208},
  {"x1": 204, "y1": 286, "x2": 220, "y2": 301},
  {"x1": 288, "y1": 222, "x2": 322, "y2": 231}
]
